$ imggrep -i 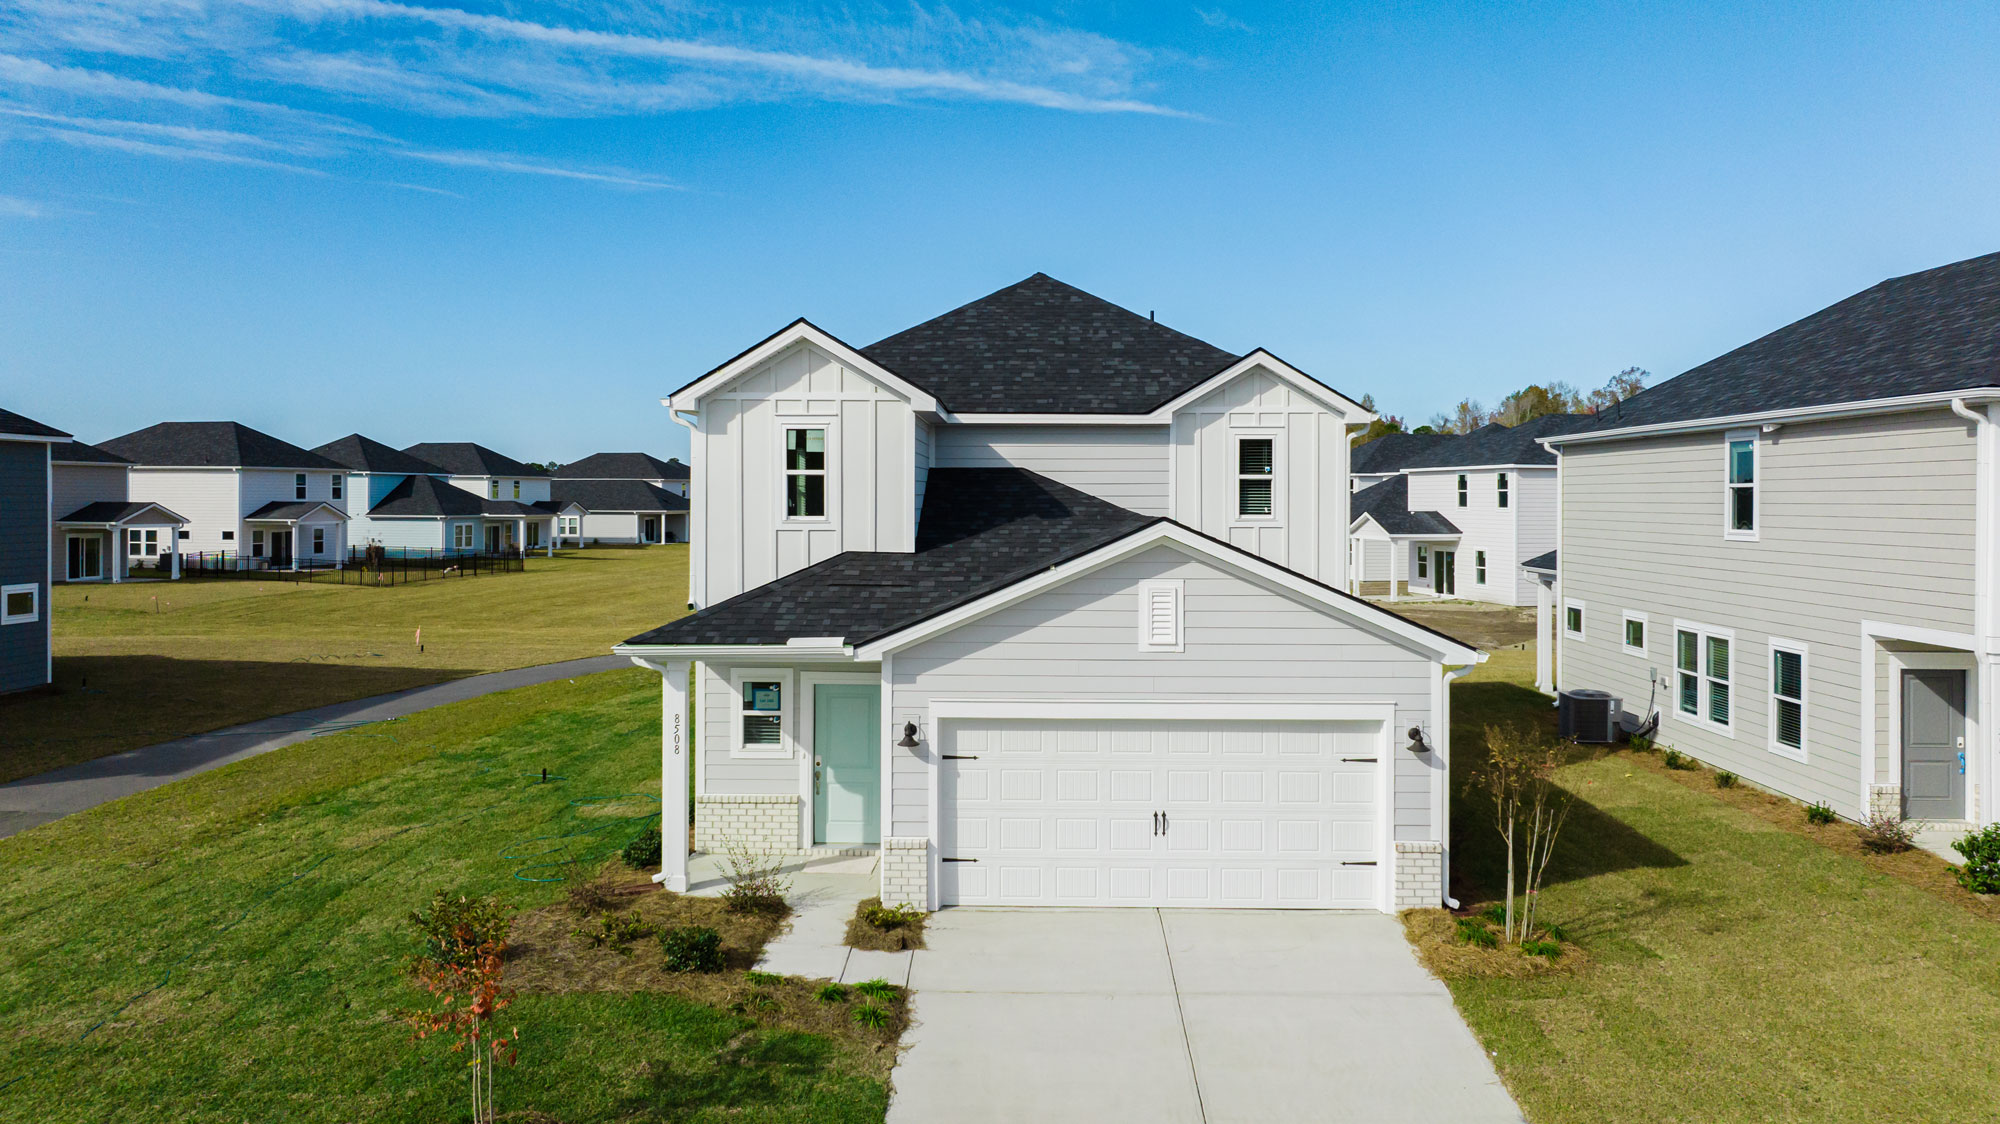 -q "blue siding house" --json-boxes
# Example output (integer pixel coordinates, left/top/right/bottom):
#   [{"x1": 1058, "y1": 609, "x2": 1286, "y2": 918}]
[{"x1": 0, "y1": 408, "x2": 69, "y2": 694}]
